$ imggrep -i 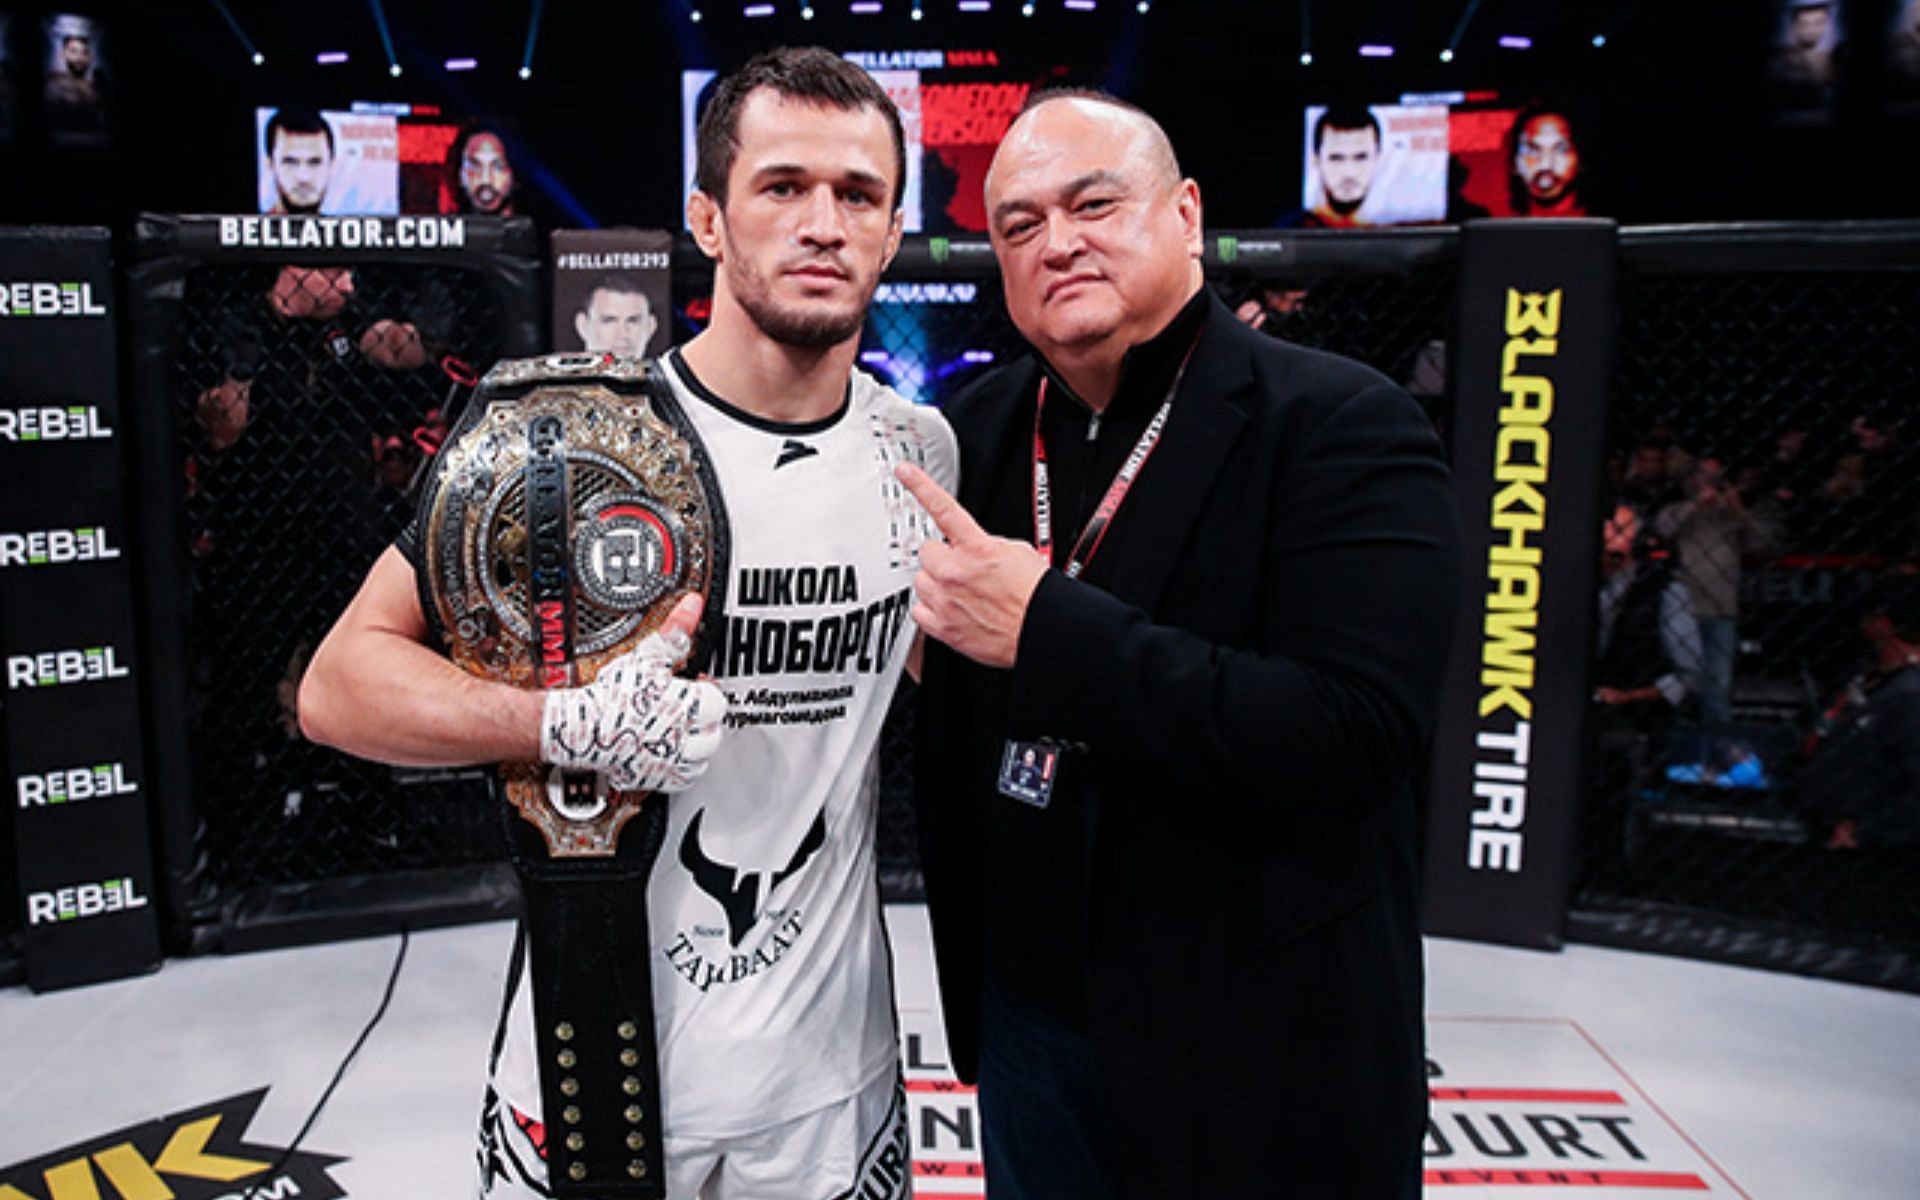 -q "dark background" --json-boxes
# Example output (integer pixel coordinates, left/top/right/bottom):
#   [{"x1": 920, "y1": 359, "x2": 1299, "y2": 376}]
[{"x1": 2, "y1": 0, "x2": 1917, "y2": 233}]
